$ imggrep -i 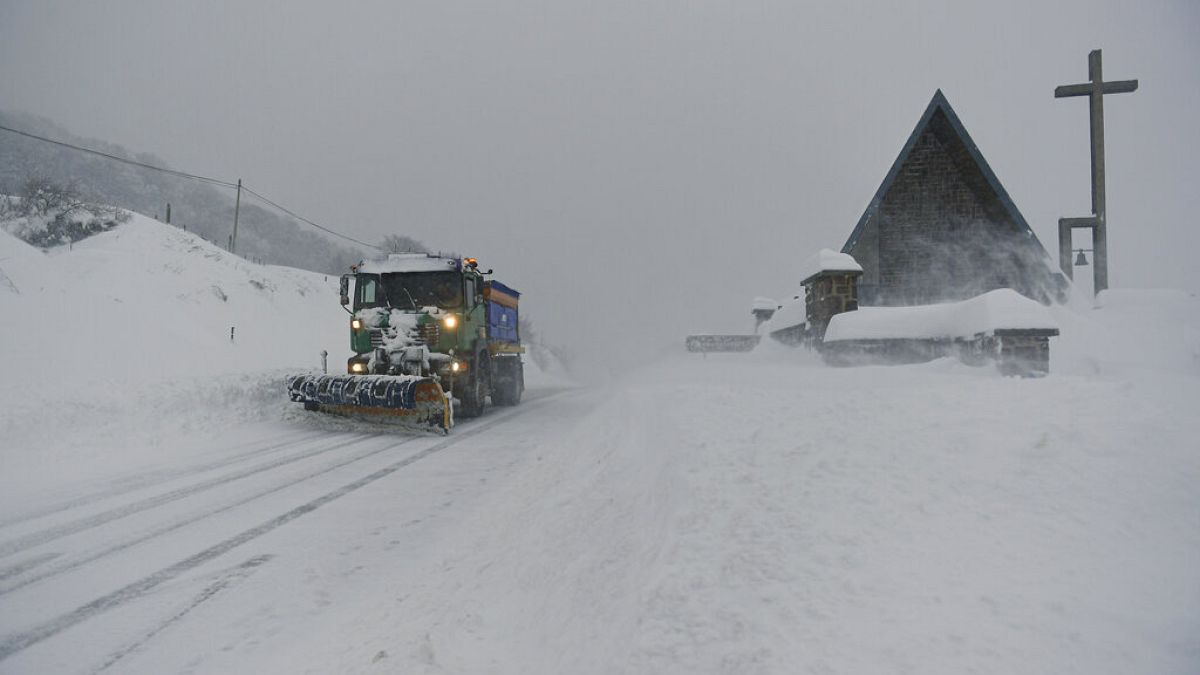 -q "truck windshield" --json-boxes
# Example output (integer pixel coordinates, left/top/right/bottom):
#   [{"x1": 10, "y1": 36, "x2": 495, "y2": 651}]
[
  {"x1": 354, "y1": 274, "x2": 382, "y2": 309},
  {"x1": 382, "y1": 271, "x2": 462, "y2": 310}
]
